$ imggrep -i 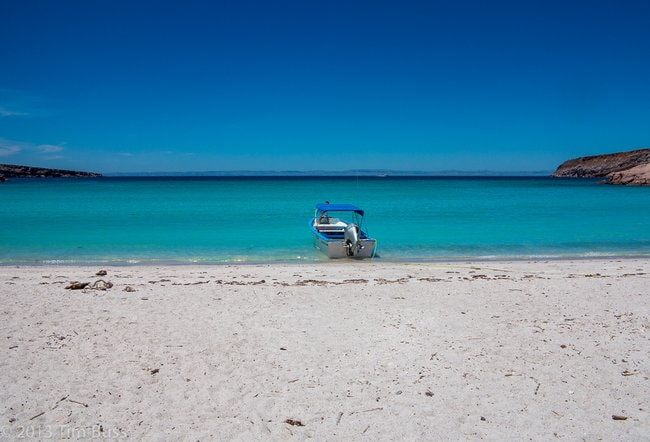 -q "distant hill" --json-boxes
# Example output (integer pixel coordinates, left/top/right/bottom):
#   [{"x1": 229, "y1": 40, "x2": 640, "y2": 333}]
[
  {"x1": 551, "y1": 148, "x2": 650, "y2": 178},
  {"x1": 551, "y1": 148, "x2": 650, "y2": 186},
  {"x1": 104, "y1": 169, "x2": 552, "y2": 177},
  {"x1": 0, "y1": 164, "x2": 102, "y2": 180}
]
